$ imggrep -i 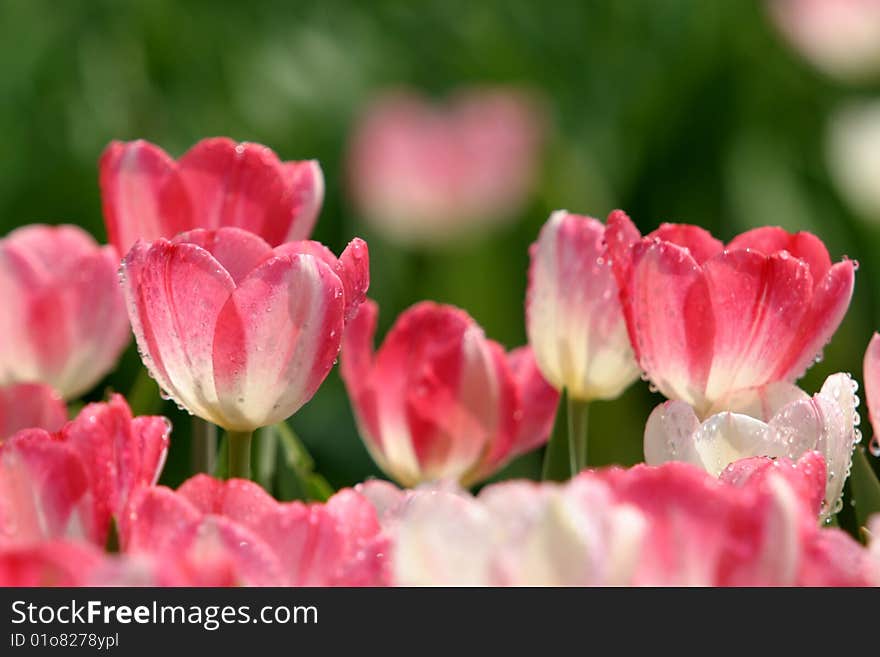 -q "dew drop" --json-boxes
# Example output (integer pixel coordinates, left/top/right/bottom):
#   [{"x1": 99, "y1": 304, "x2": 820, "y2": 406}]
[{"x1": 870, "y1": 435, "x2": 880, "y2": 457}]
